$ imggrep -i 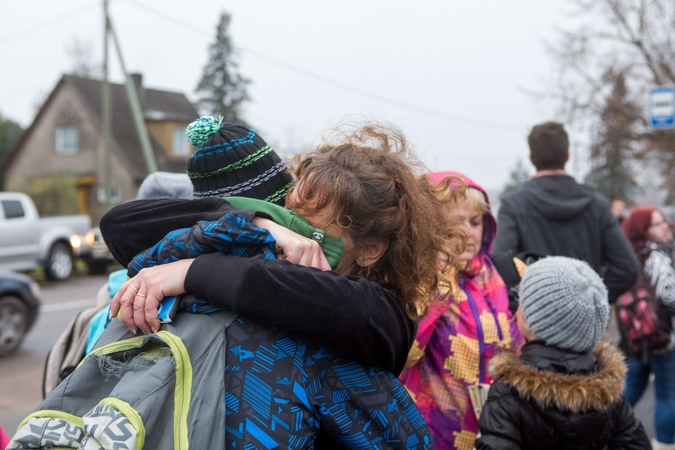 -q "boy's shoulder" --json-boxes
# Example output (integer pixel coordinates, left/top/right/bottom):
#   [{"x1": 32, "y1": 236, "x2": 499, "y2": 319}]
[{"x1": 489, "y1": 343, "x2": 626, "y2": 412}]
